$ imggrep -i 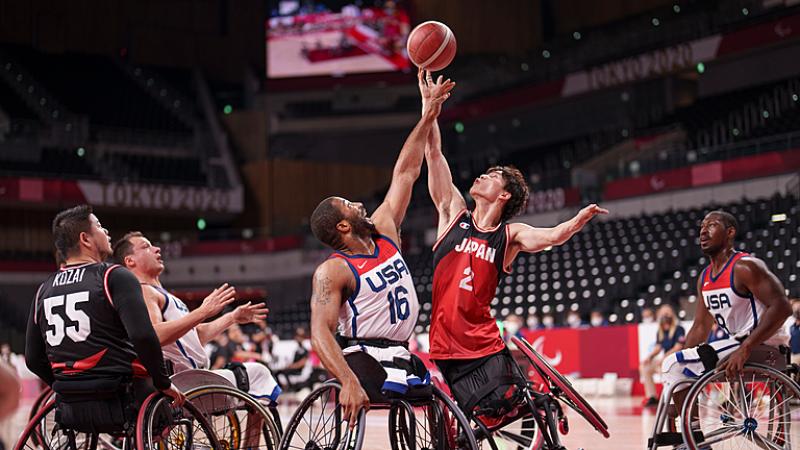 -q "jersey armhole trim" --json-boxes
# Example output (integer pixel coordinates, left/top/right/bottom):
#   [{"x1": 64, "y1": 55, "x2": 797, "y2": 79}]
[
  {"x1": 728, "y1": 257, "x2": 752, "y2": 299},
  {"x1": 501, "y1": 223, "x2": 513, "y2": 274},
  {"x1": 432, "y1": 208, "x2": 467, "y2": 252},
  {"x1": 377, "y1": 234, "x2": 401, "y2": 253},
  {"x1": 33, "y1": 282, "x2": 45, "y2": 325},
  {"x1": 103, "y1": 264, "x2": 121, "y2": 307},
  {"x1": 339, "y1": 258, "x2": 361, "y2": 338}
]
